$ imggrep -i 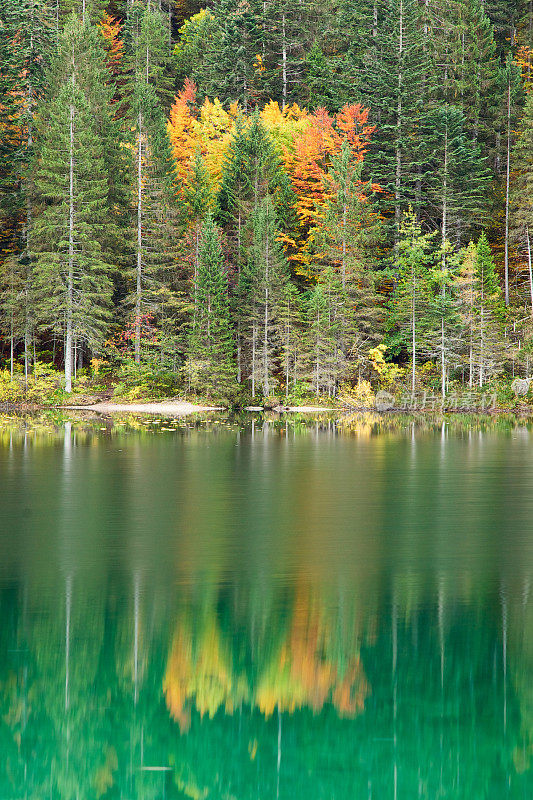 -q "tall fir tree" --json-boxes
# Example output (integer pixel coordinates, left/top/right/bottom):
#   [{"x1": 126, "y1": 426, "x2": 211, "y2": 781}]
[
  {"x1": 511, "y1": 88, "x2": 533, "y2": 313},
  {"x1": 186, "y1": 213, "x2": 235, "y2": 394},
  {"x1": 386, "y1": 209, "x2": 440, "y2": 396},
  {"x1": 239, "y1": 196, "x2": 288, "y2": 397},
  {"x1": 32, "y1": 16, "x2": 115, "y2": 391}
]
